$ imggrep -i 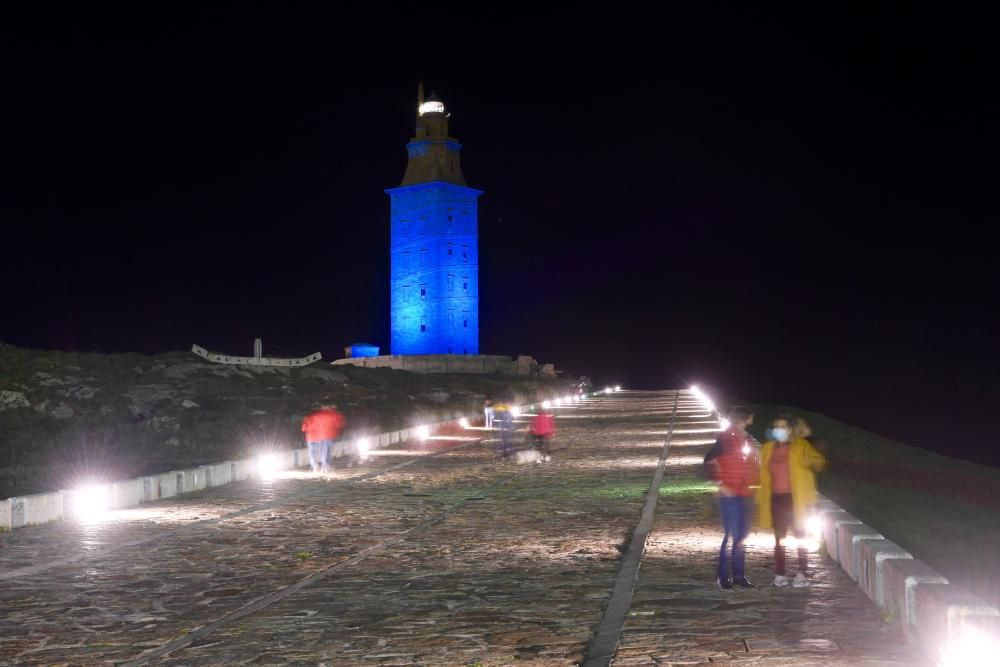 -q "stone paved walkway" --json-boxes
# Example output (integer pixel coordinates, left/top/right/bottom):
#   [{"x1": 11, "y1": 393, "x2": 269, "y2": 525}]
[{"x1": 0, "y1": 391, "x2": 923, "y2": 665}]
